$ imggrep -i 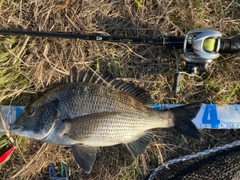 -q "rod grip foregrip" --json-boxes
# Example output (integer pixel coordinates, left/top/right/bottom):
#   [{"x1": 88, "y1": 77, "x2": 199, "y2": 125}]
[
  {"x1": 219, "y1": 37, "x2": 240, "y2": 53},
  {"x1": 164, "y1": 36, "x2": 185, "y2": 49}
]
